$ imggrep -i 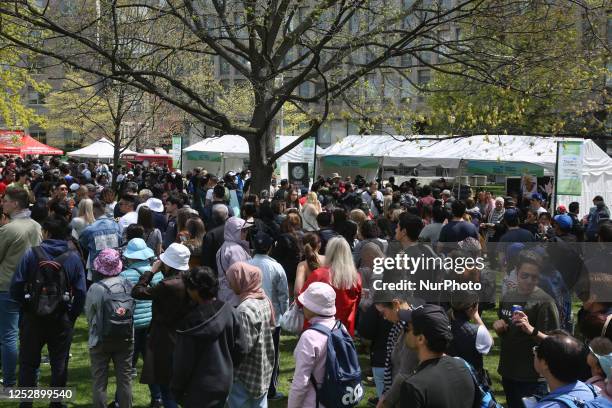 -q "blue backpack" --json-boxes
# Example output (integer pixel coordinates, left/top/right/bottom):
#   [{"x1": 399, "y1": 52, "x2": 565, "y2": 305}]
[
  {"x1": 308, "y1": 321, "x2": 364, "y2": 408},
  {"x1": 537, "y1": 383, "x2": 606, "y2": 408},
  {"x1": 455, "y1": 358, "x2": 503, "y2": 408}
]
